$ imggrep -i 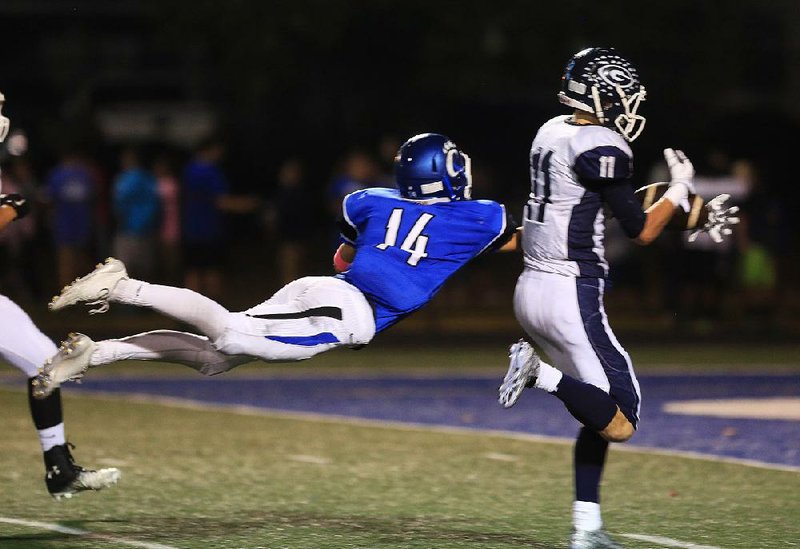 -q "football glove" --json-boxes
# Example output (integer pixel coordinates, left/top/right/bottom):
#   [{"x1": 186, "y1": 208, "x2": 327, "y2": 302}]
[
  {"x1": 688, "y1": 193, "x2": 740, "y2": 243},
  {"x1": 0, "y1": 193, "x2": 30, "y2": 220},
  {"x1": 664, "y1": 148, "x2": 696, "y2": 194}
]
